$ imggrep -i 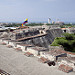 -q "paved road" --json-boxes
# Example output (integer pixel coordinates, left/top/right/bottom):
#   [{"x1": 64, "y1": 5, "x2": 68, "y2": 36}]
[{"x1": 0, "y1": 44, "x2": 75, "y2": 75}]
